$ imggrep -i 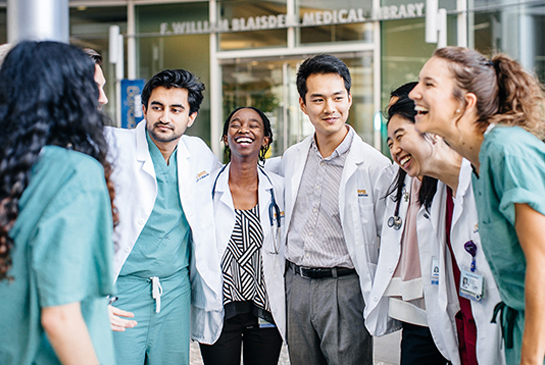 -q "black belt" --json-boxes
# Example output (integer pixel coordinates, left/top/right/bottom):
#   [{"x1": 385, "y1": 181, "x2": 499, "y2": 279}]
[{"x1": 288, "y1": 261, "x2": 356, "y2": 279}]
